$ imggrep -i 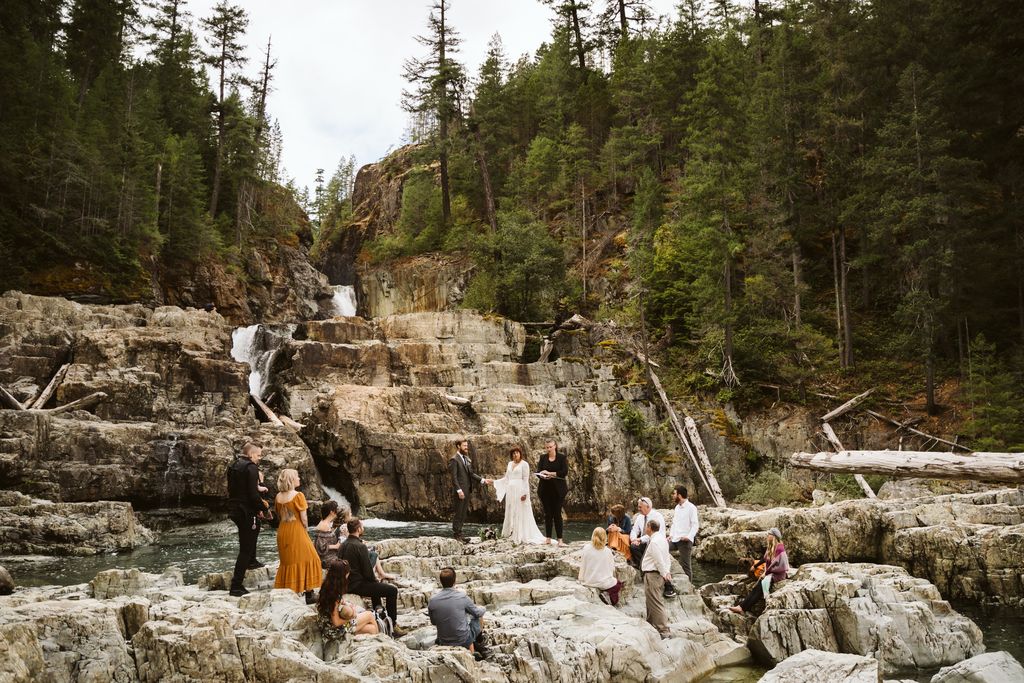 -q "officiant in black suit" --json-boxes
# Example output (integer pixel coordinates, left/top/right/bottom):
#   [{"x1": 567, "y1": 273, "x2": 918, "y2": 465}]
[{"x1": 449, "y1": 439, "x2": 491, "y2": 543}]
